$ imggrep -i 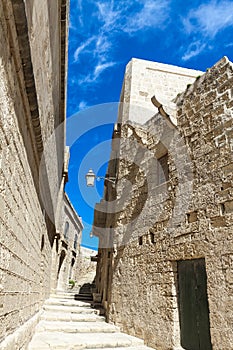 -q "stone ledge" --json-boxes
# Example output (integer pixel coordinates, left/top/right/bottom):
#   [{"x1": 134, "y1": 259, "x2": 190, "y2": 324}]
[{"x1": 0, "y1": 310, "x2": 42, "y2": 350}]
